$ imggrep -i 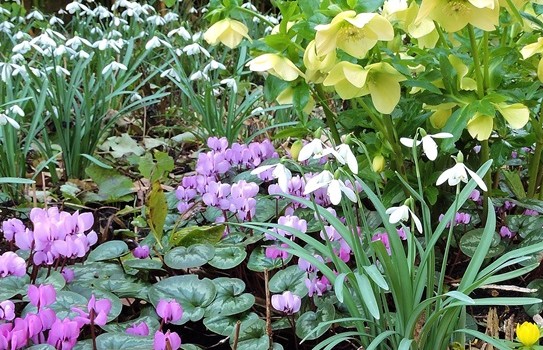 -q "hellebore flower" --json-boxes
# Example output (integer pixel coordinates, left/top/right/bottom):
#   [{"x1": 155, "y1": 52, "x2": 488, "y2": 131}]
[
  {"x1": 303, "y1": 40, "x2": 337, "y2": 83},
  {"x1": 415, "y1": 0, "x2": 499, "y2": 33},
  {"x1": 247, "y1": 53, "x2": 304, "y2": 81},
  {"x1": 385, "y1": 201, "x2": 423, "y2": 233},
  {"x1": 516, "y1": 321, "x2": 540, "y2": 347},
  {"x1": 314, "y1": 10, "x2": 394, "y2": 58},
  {"x1": 400, "y1": 131, "x2": 453, "y2": 161},
  {"x1": 323, "y1": 61, "x2": 405, "y2": 114},
  {"x1": 154, "y1": 330, "x2": 182, "y2": 350},
  {"x1": 28, "y1": 284, "x2": 56, "y2": 310},
  {"x1": 271, "y1": 291, "x2": 301, "y2": 314},
  {"x1": 203, "y1": 18, "x2": 250, "y2": 49},
  {"x1": 436, "y1": 152, "x2": 487, "y2": 191},
  {"x1": 156, "y1": 299, "x2": 183, "y2": 324},
  {"x1": 521, "y1": 37, "x2": 543, "y2": 82}
]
